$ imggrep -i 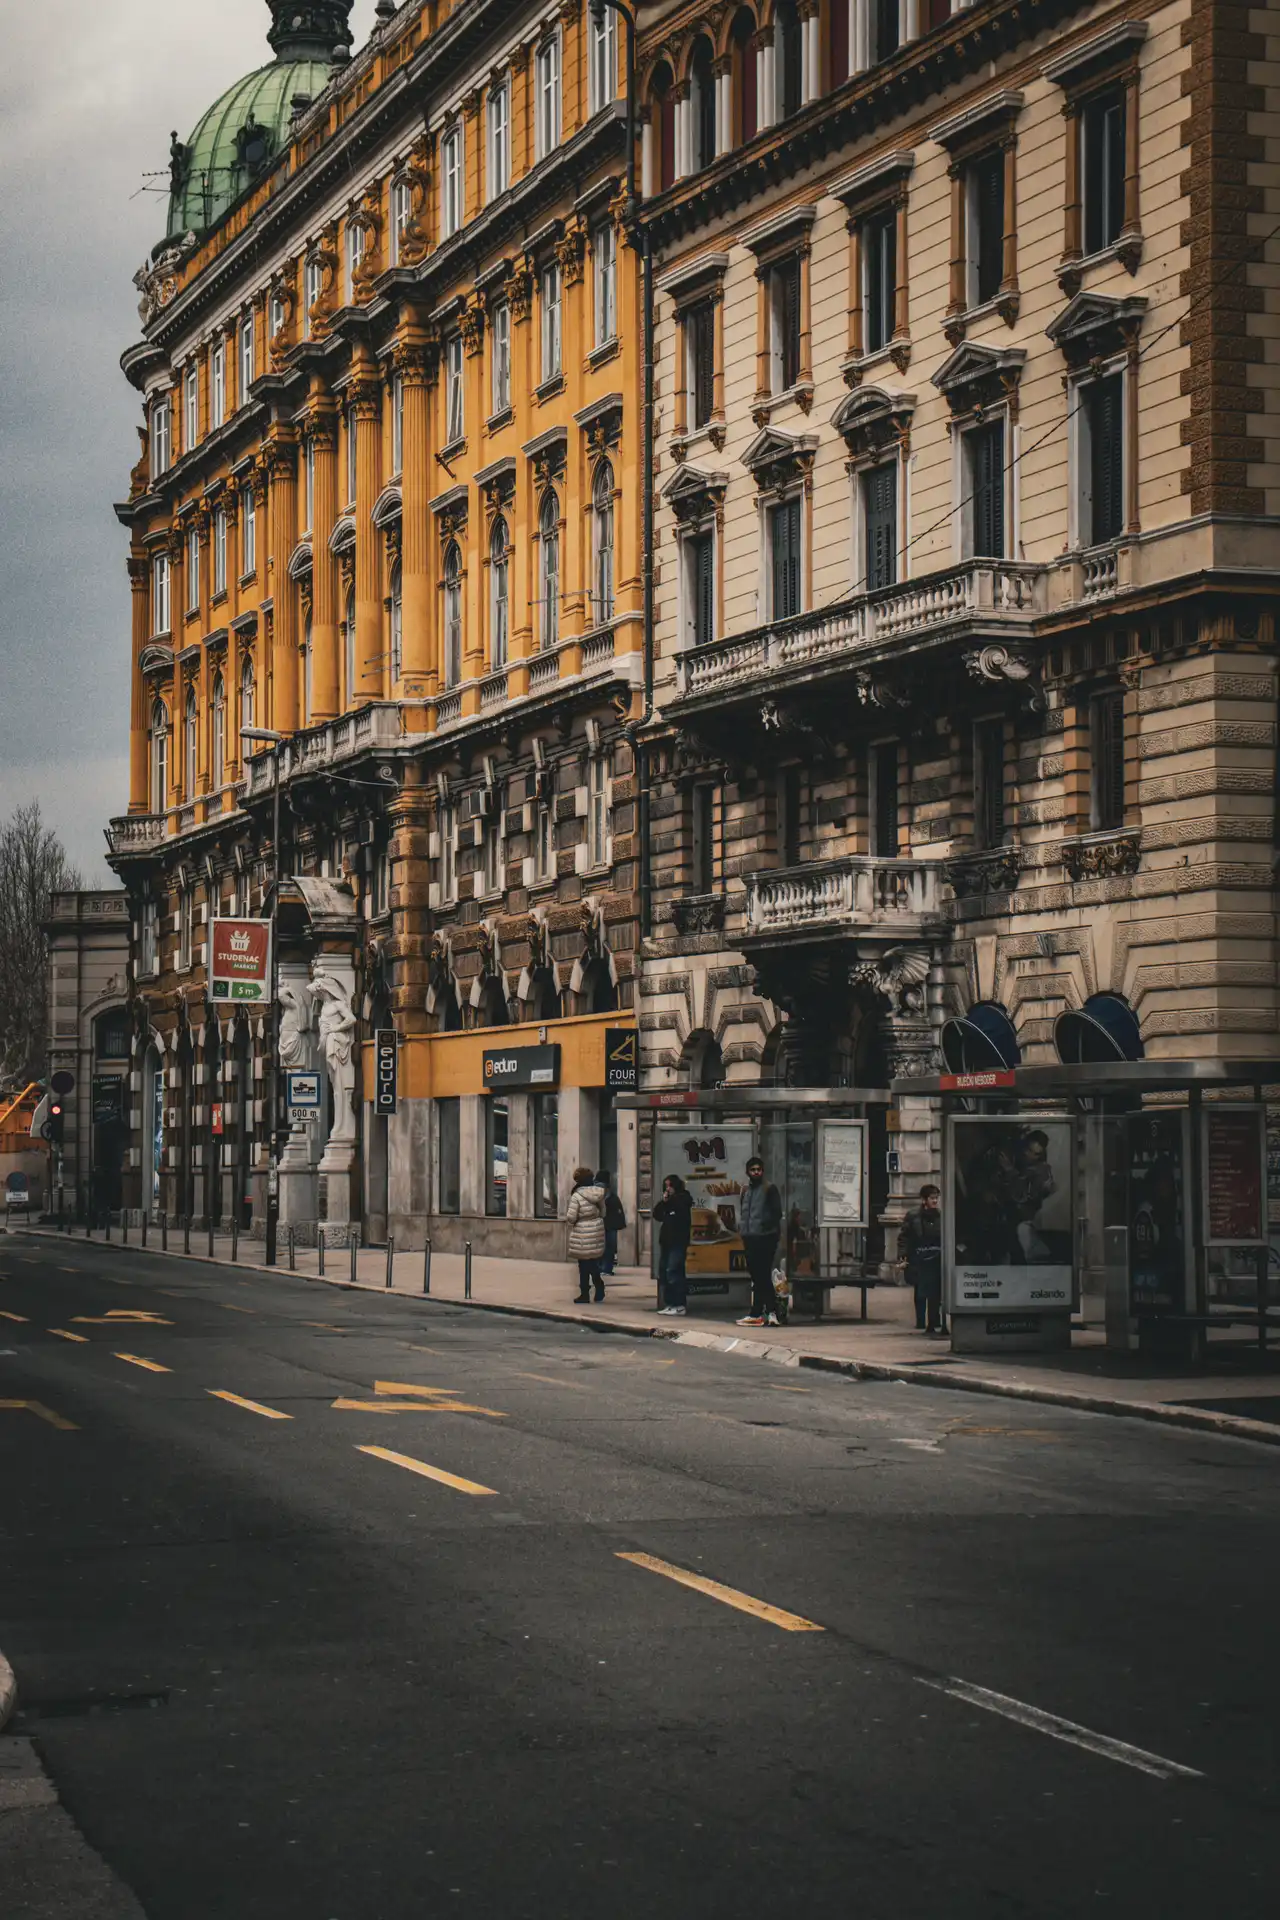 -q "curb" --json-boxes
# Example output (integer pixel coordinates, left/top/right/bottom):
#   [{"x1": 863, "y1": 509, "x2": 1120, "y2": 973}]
[
  {"x1": 0, "y1": 1652, "x2": 16, "y2": 1734},
  {"x1": 21, "y1": 1228, "x2": 1280, "y2": 1450}
]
